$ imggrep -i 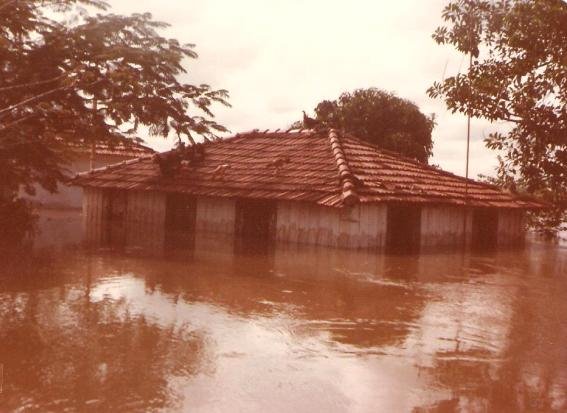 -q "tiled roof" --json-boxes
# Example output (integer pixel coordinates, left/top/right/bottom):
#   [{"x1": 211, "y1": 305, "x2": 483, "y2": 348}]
[{"x1": 72, "y1": 129, "x2": 543, "y2": 209}]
